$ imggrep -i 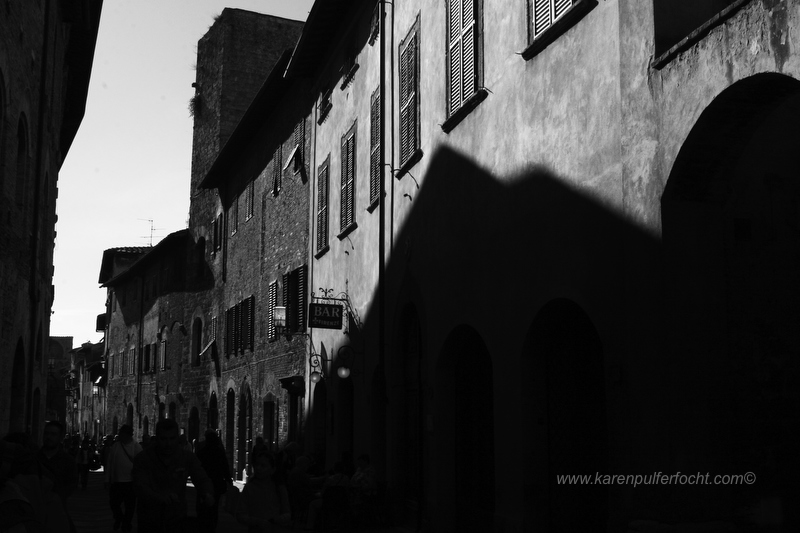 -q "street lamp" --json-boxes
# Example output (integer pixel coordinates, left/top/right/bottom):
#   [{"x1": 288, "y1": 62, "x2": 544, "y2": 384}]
[{"x1": 309, "y1": 345, "x2": 355, "y2": 382}]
